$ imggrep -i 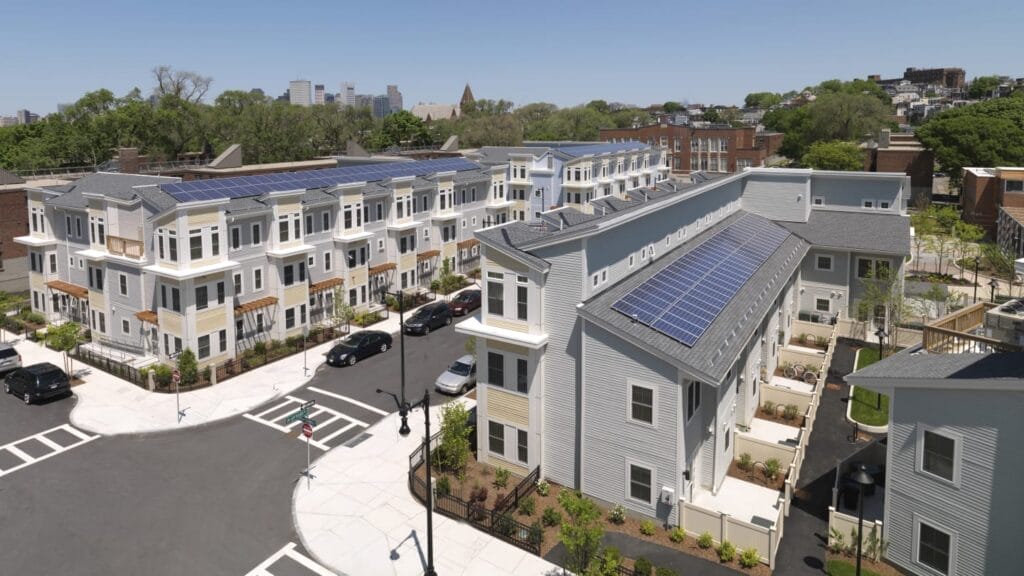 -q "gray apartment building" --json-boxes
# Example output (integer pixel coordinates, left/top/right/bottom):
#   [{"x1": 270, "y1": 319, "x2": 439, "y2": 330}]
[
  {"x1": 457, "y1": 168, "x2": 910, "y2": 546},
  {"x1": 847, "y1": 301, "x2": 1024, "y2": 576}
]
